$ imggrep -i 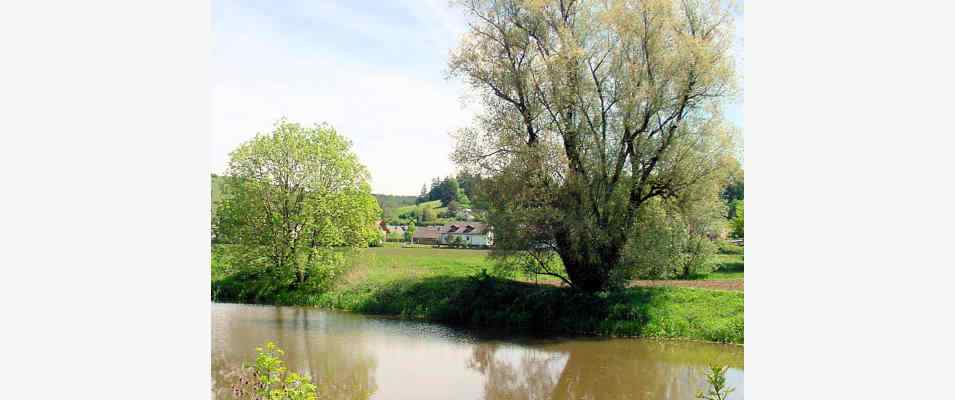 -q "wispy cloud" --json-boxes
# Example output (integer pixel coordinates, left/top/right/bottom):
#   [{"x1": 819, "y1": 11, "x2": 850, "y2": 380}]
[
  {"x1": 212, "y1": 0, "x2": 743, "y2": 194},
  {"x1": 212, "y1": 0, "x2": 474, "y2": 195}
]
